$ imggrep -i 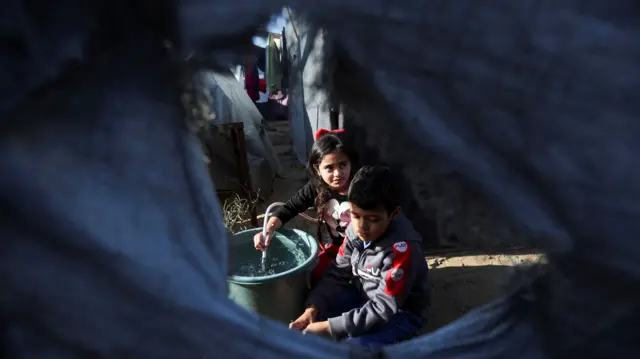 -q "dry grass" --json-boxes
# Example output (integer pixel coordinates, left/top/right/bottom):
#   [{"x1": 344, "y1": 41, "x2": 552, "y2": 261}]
[
  {"x1": 174, "y1": 55, "x2": 258, "y2": 235},
  {"x1": 221, "y1": 183, "x2": 260, "y2": 234}
]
